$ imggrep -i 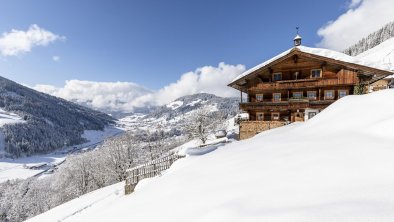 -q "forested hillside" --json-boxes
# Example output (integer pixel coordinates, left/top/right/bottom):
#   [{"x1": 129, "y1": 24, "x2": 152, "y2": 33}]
[
  {"x1": 0, "y1": 76, "x2": 114, "y2": 157},
  {"x1": 343, "y1": 20, "x2": 394, "y2": 56}
]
